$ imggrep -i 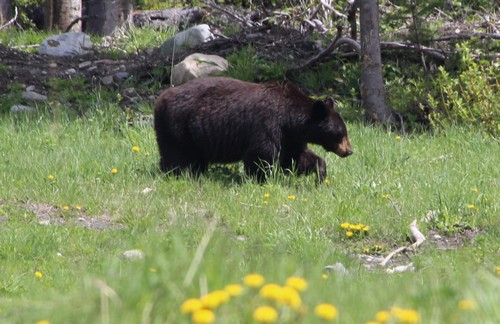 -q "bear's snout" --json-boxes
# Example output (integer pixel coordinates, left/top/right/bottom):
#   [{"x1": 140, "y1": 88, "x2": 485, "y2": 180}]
[{"x1": 337, "y1": 137, "x2": 353, "y2": 158}]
